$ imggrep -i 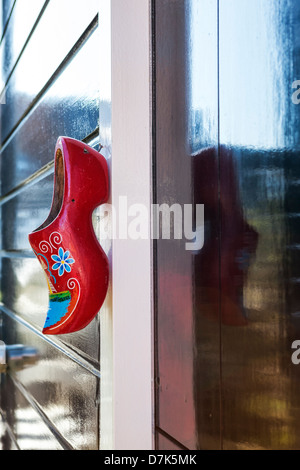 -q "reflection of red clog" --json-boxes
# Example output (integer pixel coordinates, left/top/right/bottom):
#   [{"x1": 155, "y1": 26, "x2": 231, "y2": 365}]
[{"x1": 28, "y1": 137, "x2": 109, "y2": 335}]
